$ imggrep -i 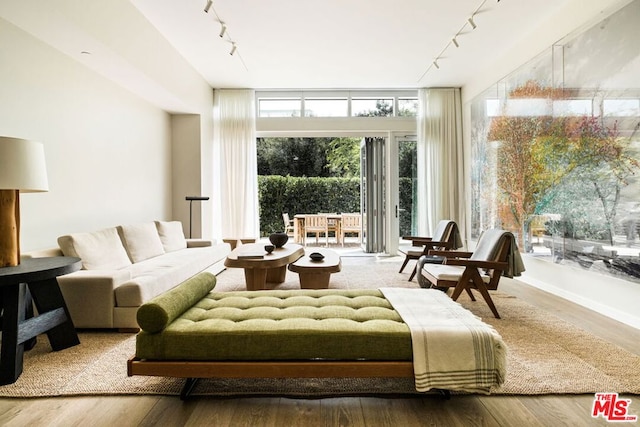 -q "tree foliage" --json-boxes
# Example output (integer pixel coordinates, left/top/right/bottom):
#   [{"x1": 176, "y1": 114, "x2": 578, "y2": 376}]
[
  {"x1": 487, "y1": 82, "x2": 639, "y2": 246},
  {"x1": 355, "y1": 100, "x2": 393, "y2": 117},
  {"x1": 257, "y1": 137, "x2": 331, "y2": 177},
  {"x1": 326, "y1": 138, "x2": 361, "y2": 178}
]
